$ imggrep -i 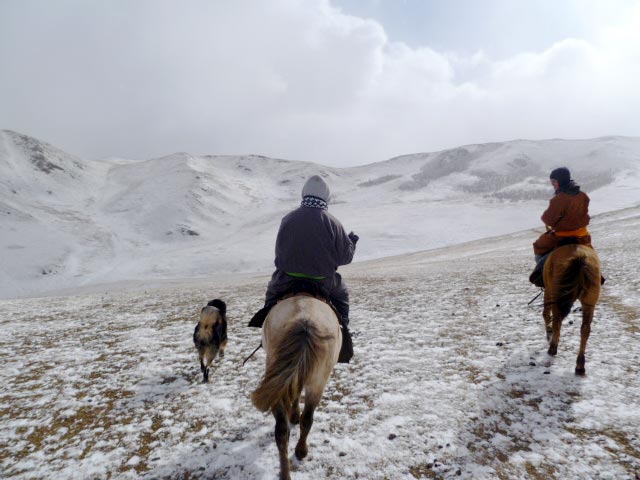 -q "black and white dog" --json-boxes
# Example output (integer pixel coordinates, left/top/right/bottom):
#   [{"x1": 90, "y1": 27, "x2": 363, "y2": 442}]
[{"x1": 193, "y1": 299, "x2": 227, "y2": 383}]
